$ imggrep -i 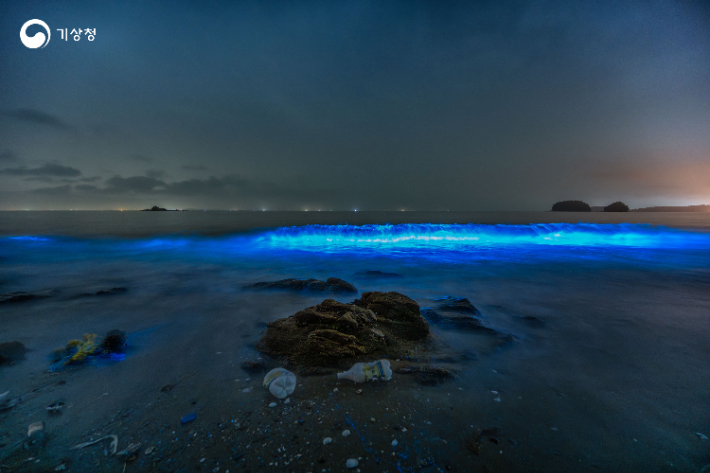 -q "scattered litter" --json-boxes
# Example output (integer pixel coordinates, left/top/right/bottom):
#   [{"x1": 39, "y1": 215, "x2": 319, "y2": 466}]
[
  {"x1": 181, "y1": 413, "x2": 197, "y2": 424},
  {"x1": 333, "y1": 388, "x2": 339, "y2": 393},
  {"x1": 337, "y1": 360, "x2": 392, "y2": 383},
  {"x1": 144, "y1": 446, "x2": 155, "y2": 455},
  {"x1": 355, "y1": 389, "x2": 363, "y2": 395},
  {"x1": 263, "y1": 368, "x2": 297, "y2": 399},
  {"x1": 342, "y1": 429, "x2": 351, "y2": 437},
  {"x1": 0, "y1": 391, "x2": 20, "y2": 411},
  {"x1": 117, "y1": 442, "x2": 141, "y2": 461},
  {"x1": 346, "y1": 458, "x2": 359, "y2": 468},
  {"x1": 323, "y1": 437, "x2": 332, "y2": 445},
  {"x1": 696, "y1": 432, "x2": 708, "y2": 441},
  {"x1": 391, "y1": 439, "x2": 398, "y2": 447},
  {"x1": 70, "y1": 434, "x2": 118, "y2": 456},
  {"x1": 46, "y1": 401, "x2": 65, "y2": 415}
]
